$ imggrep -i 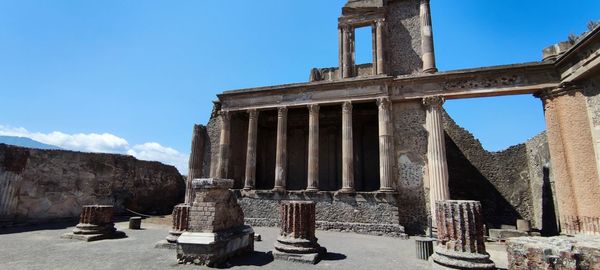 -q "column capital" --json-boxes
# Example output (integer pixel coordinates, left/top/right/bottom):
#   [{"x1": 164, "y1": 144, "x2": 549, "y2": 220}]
[
  {"x1": 422, "y1": 96, "x2": 445, "y2": 108},
  {"x1": 375, "y1": 19, "x2": 386, "y2": 28},
  {"x1": 277, "y1": 106, "x2": 288, "y2": 117},
  {"x1": 377, "y1": 97, "x2": 391, "y2": 109},
  {"x1": 342, "y1": 101, "x2": 352, "y2": 113},
  {"x1": 219, "y1": 110, "x2": 231, "y2": 121},
  {"x1": 535, "y1": 82, "x2": 583, "y2": 100},
  {"x1": 308, "y1": 104, "x2": 320, "y2": 114},
  {"x1": 247, "y1": 109, "x2": 258, "y2": 119}
]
